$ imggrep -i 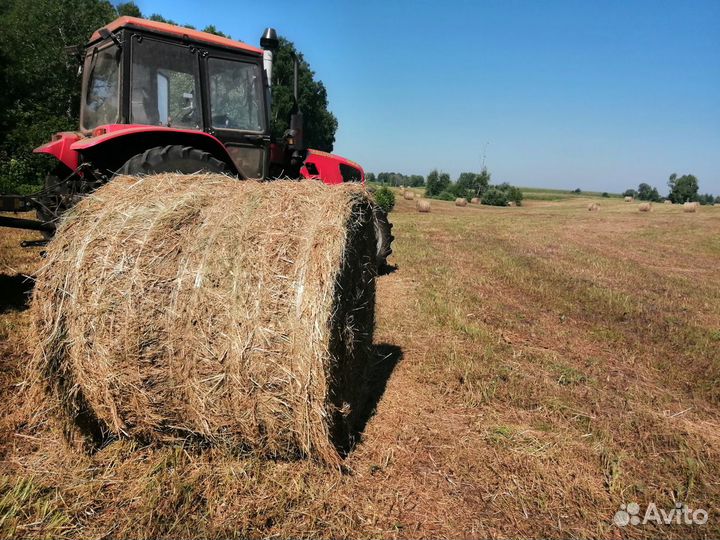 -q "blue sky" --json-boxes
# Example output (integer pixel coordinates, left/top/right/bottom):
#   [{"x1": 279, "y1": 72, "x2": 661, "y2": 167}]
[{"x1": 129, "y1": 0, "x2": 719, "y2": 194}]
